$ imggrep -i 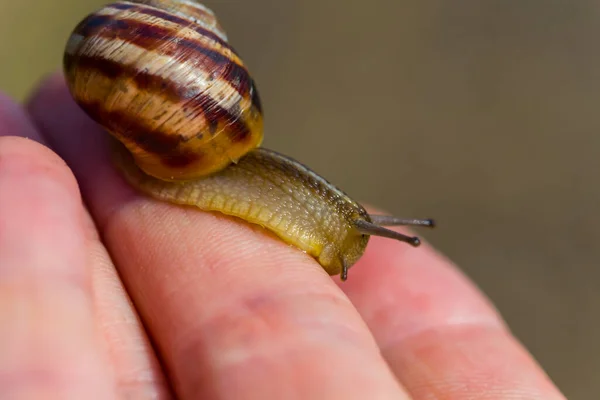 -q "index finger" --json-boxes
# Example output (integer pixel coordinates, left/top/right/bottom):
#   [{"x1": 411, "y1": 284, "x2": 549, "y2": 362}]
[{"x1": 28, "y1": 74, "x2": 411, "y2": 399}]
